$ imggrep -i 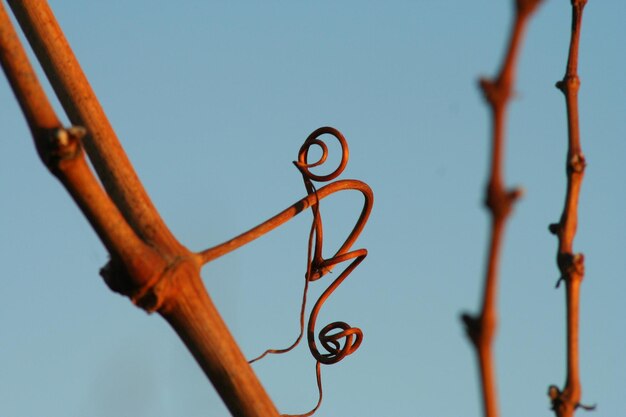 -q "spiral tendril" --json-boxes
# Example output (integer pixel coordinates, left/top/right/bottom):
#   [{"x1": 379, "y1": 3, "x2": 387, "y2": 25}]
[{"x1": 247, "y1": 127, "x2": 372, "y2": 417}]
